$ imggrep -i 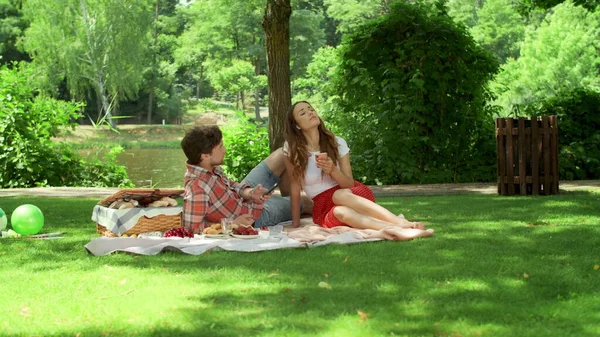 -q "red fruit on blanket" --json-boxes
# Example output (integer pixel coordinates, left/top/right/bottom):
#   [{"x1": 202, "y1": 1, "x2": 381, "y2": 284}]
[
  {"x1": 233, "y1": 226, "x2": 258, "y2": 235},
  {"x1": 163, "y1": 227, "x2": 194, "y2": 238}
]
